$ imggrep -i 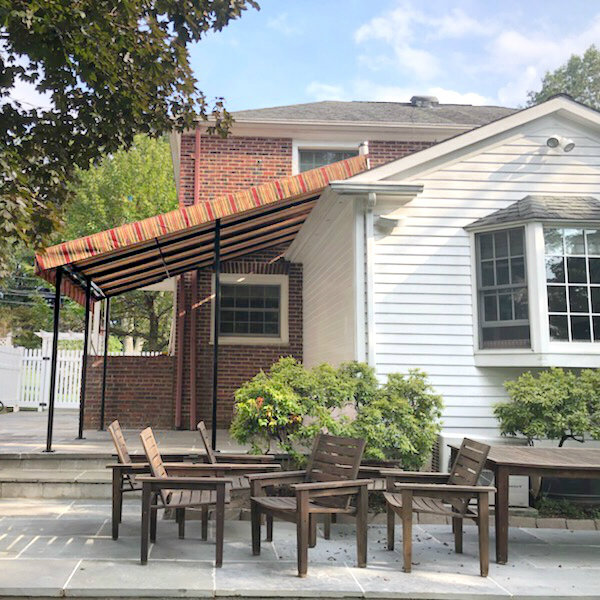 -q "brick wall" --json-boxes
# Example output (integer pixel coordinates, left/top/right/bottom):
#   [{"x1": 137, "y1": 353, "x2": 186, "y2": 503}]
[
  {"x1": 83, "y1": 355, "x2": 175, "y2": 429},
  {"x1": 368, "y1": 140, "x2": 434, "y2": 168}
]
